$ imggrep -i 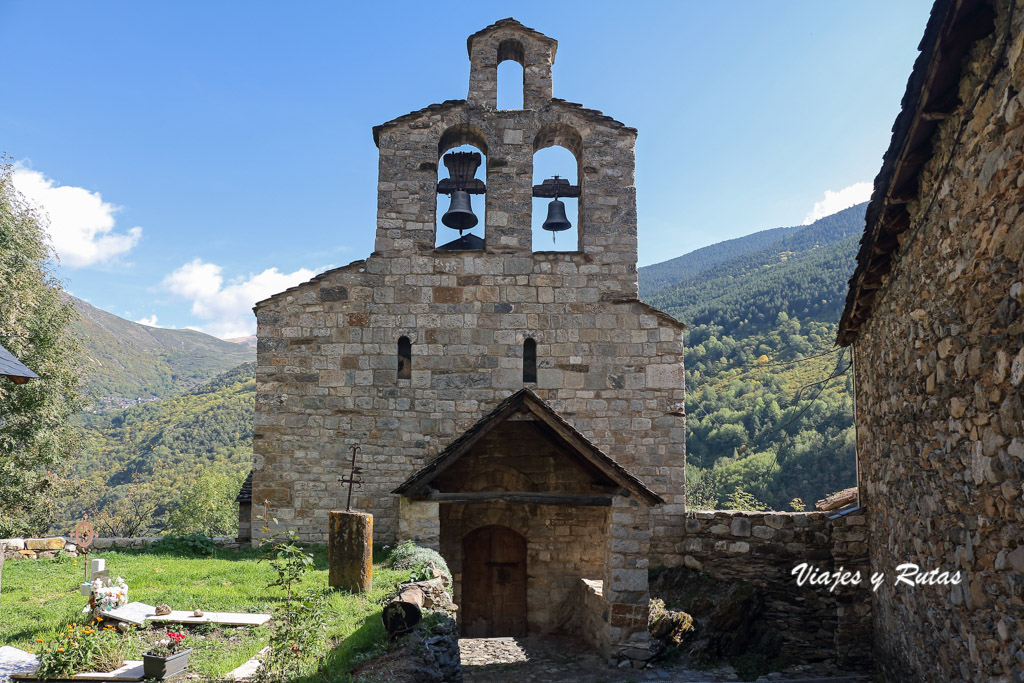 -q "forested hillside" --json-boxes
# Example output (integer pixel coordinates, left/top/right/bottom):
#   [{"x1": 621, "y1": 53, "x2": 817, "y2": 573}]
[
  {"x1": 638, "y1": 224, "x2": 803, "y2": 297},
  {"x1": 54, "y1": 203, "x2": 867, "y2": 533},
  {"x1": 70, "y1": 295, "x2": 254, "y2": 411},
  {"x1": 58, "y1": 362, "x2": 256, "y2": 534},
  {"x1": 639, "y1": 203, "x2": 866, "y2": 511}
]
